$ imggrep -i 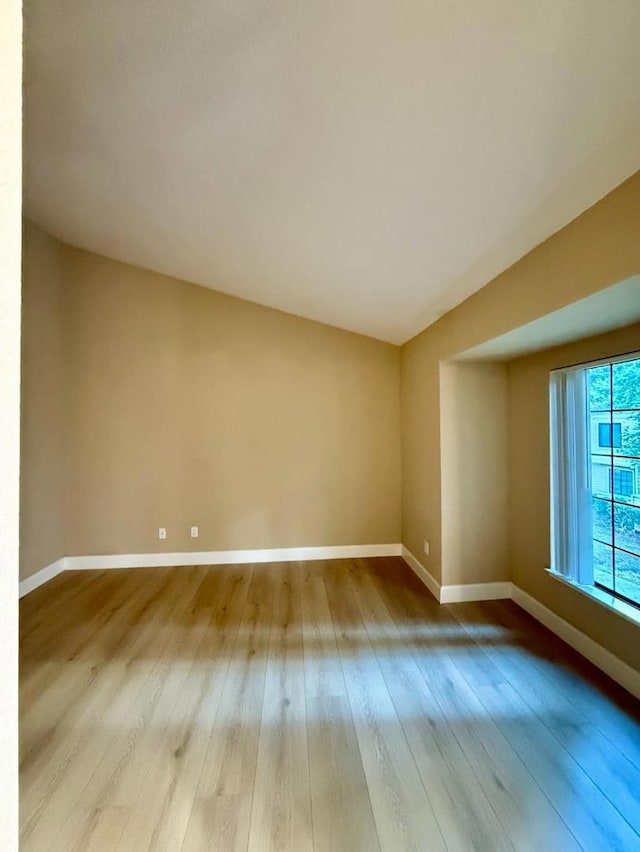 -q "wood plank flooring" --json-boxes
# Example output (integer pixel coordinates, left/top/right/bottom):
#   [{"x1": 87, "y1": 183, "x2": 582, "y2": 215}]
[{"x1": 20, "y1": 557, "x2": 640, "y2": 851}]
